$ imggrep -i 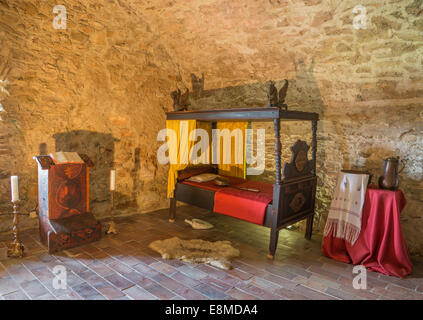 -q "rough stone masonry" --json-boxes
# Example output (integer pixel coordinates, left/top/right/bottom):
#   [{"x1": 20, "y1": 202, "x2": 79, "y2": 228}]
[{"x1": 0, "y1": 0, "x2": 422, "y2": 255}]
